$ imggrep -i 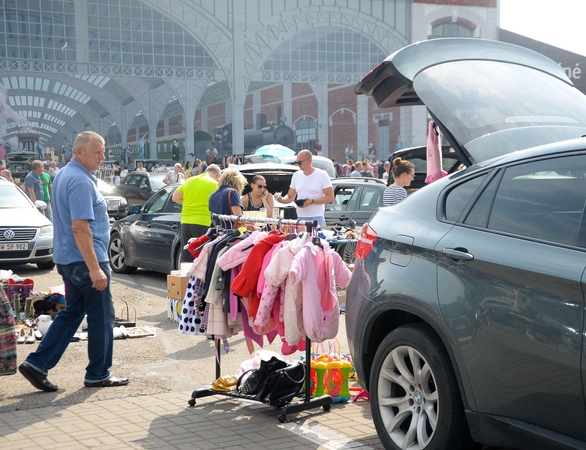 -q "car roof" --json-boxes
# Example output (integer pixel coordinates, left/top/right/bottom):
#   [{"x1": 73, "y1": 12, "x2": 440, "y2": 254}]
[
  {"x1": 333, "y1": 177, "x2": 385, "y2": 185},
  {"x1": 280, "y1": 155, "x2": 336, "y2": 178},
  {"x1": 229, "y1": 162, "x2": 299, "y2": 174}
]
